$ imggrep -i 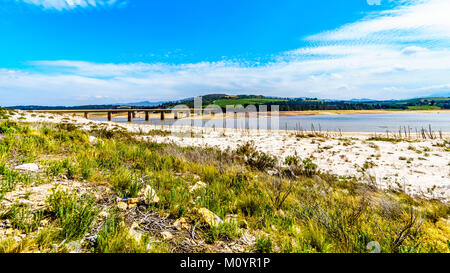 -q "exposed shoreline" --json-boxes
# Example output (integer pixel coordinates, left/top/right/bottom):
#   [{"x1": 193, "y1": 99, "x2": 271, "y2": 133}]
[{"x1": 277, "y1": 109, "x2": 450, "y2": 116}]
